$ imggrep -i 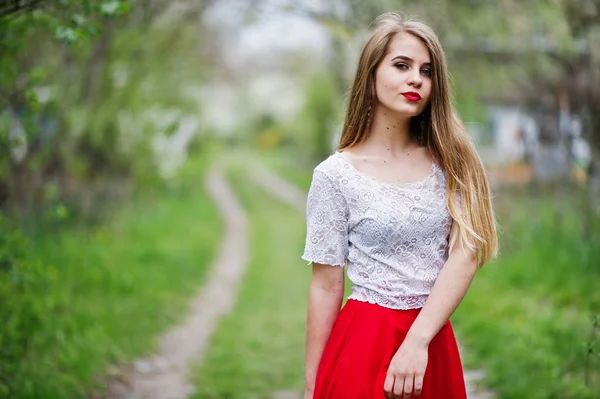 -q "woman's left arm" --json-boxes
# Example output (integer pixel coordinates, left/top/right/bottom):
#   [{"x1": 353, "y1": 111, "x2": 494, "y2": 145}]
[
  {"x1": 405, "y1": 227, "x2": 477, "y2": 347},
  {"x1": 384, "y1": 223, "x2": 478, "y2": 399}
]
